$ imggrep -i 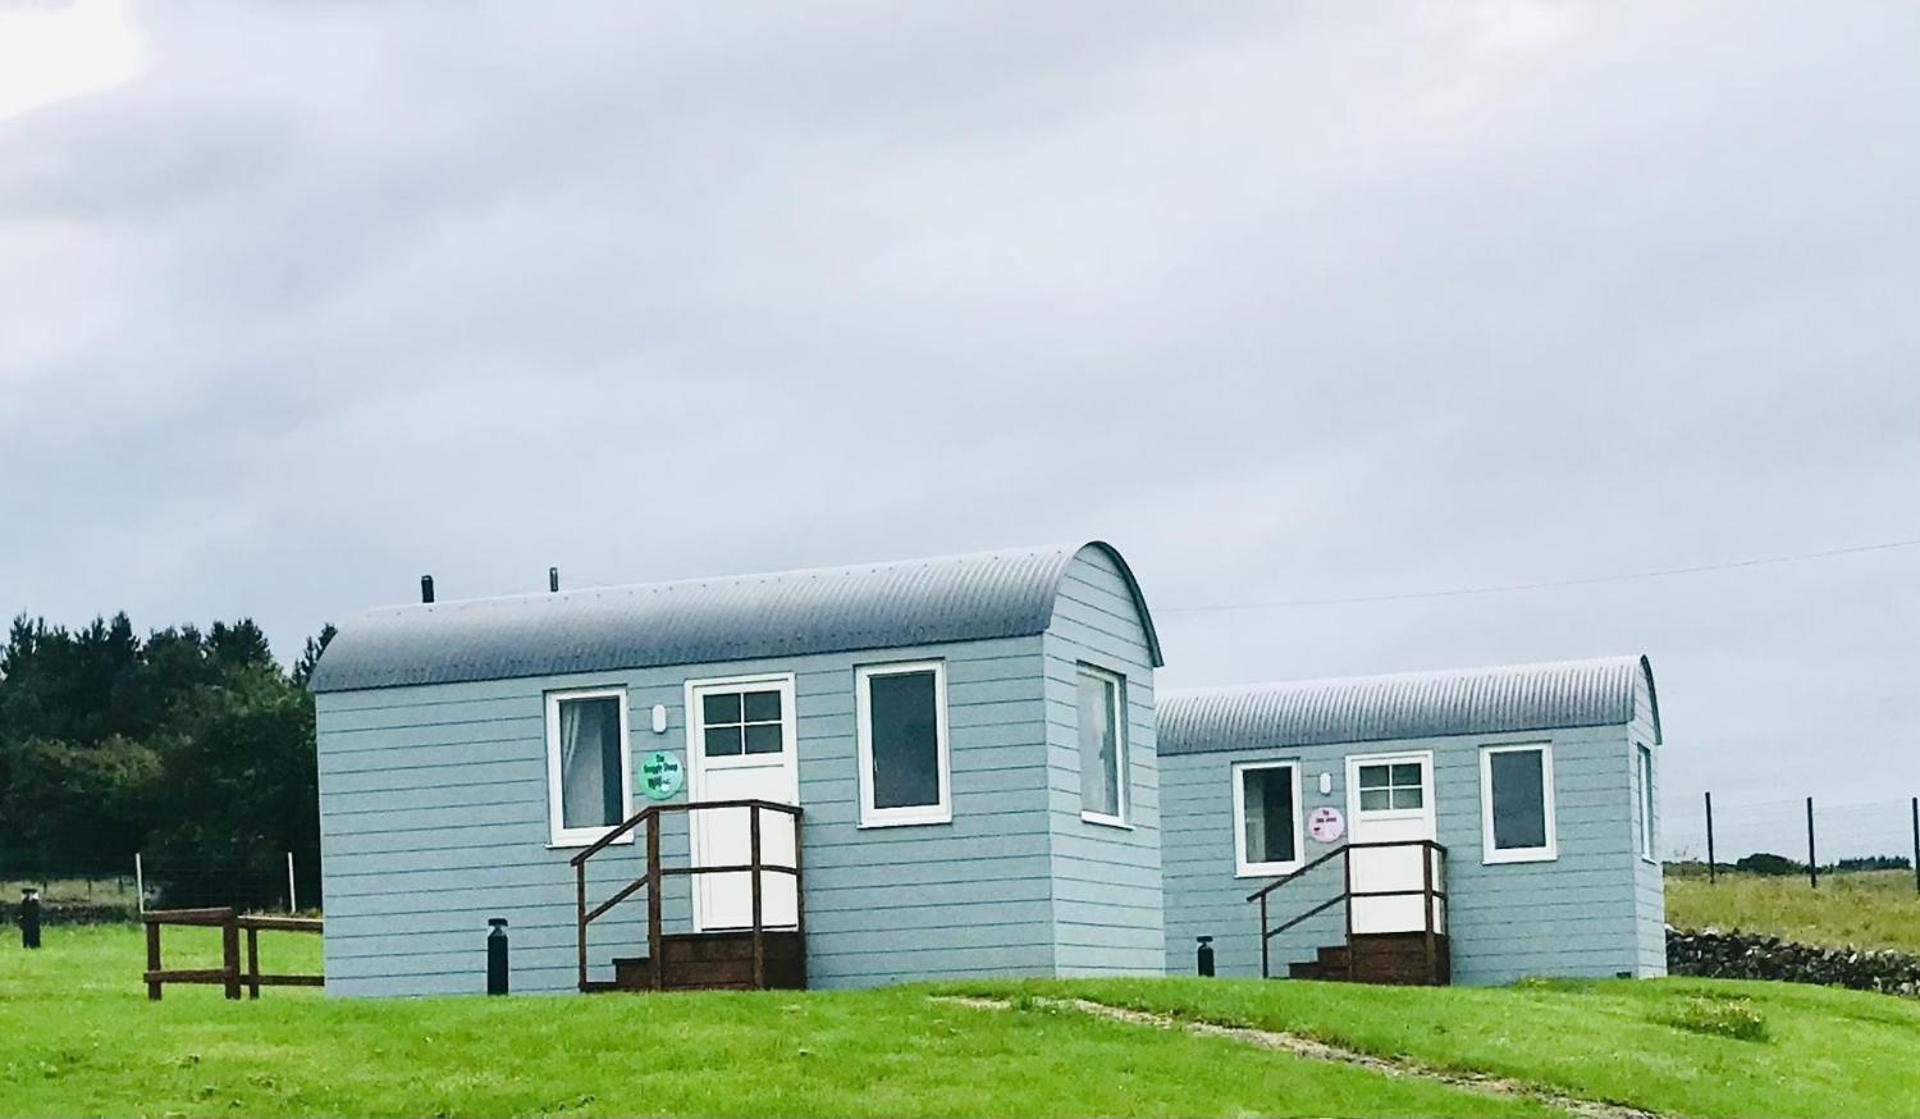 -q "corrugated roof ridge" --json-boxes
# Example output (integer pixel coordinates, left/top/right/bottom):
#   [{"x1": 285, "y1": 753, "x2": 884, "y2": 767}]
[
  {"x1": 1159, "y1": 654, "x2": 1642, "y2": 698},
  {"x1": 357, "y1": 542, "x2": 1077, "y2": 616}
]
